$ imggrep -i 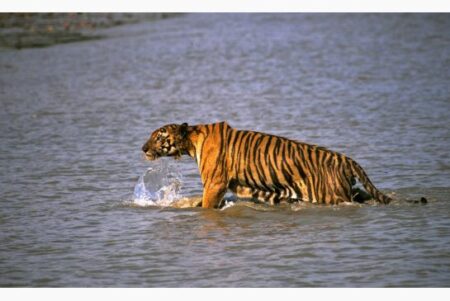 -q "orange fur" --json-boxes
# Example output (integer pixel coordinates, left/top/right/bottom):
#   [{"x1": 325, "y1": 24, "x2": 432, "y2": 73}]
[{"x1": 142, "y1": 121, "x2": 392, "y2": 208}]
